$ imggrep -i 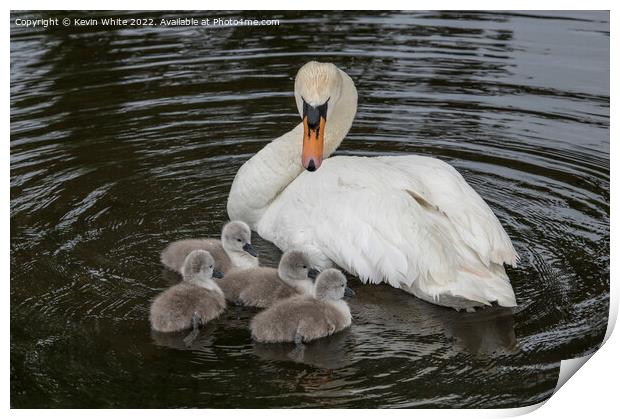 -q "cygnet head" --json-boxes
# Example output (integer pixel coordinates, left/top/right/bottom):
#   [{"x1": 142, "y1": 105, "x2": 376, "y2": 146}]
[
  {"x1": 181, "y1": 250, "x2": 223, "y2": 284},
  {"x1": 314, "y1": 269, "x2": 356, "y2": 301},
  {"x1": 278, "y1": 250, "x2": 319, "y2": 286},
  {"x1": 294, "y1": 61, "x2": 344, "y2": 172},
  {"x1": 221, "y1": 221, "x2": 258, "y2": 257}
]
